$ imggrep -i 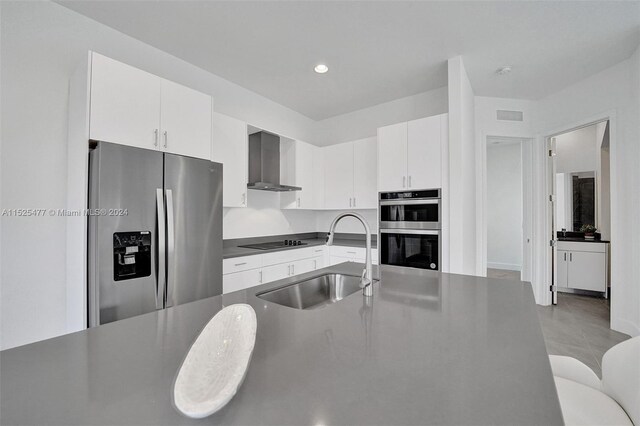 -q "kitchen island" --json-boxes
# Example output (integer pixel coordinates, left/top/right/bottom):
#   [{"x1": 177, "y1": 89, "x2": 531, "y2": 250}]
[{"x1": 0, "y1": 264, "x2": 563, "y2": 425}]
